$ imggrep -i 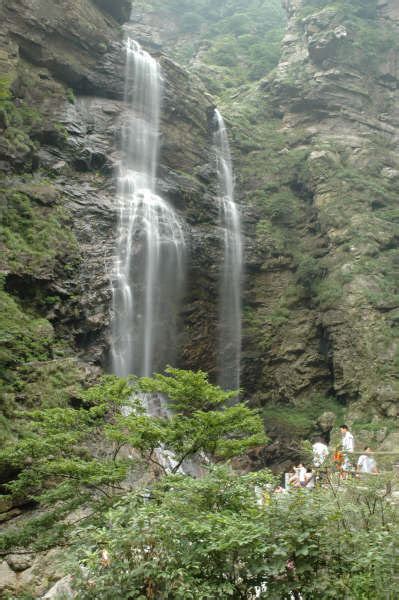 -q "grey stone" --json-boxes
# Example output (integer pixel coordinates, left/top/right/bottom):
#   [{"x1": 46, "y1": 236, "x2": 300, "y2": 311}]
[
  {"x1": 317, "y1": 411, "x2": 336, "y2": 433},
  {"x1": 376, "y1": 428, "x2": 388, "y2": 443},
  {"x1": 6, "y1": 553, "x2": 34, "y2": 572},
  {"x1": 379, "y1": 433, "x2": 399, "y2": 452},
  {"x1": 91, "y1": 0, "x2": 131, "y2": 23},
  {"x1": 0, "y1": 560, "x2": 17, "y2": 593},
  {"x1": 42, "y1": 575, "x2": 73, "y2": 599},
  {"x1": 386, "y1": 404, "x2": 399, "y2": 418}
]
